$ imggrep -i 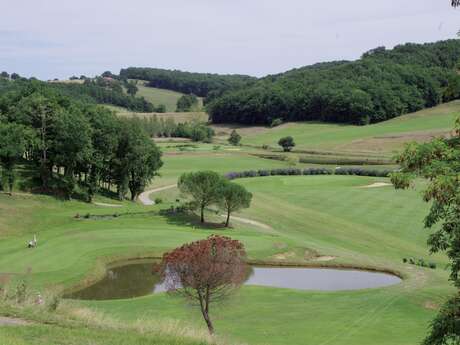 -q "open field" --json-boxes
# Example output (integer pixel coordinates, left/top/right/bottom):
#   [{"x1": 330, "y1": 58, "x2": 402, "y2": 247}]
[
  {"x1": 213, "y1": 101, "x2": 460, "y2": 158},
  {"x1": 131, "y1": 80, "x2": 204, "y2": 112},
  {"x1": 0, "y1": 149, "x2": 454, "y2": 345},
  {"x1": 106, "y1": 105, "x2": 209, "y2": 123}
]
